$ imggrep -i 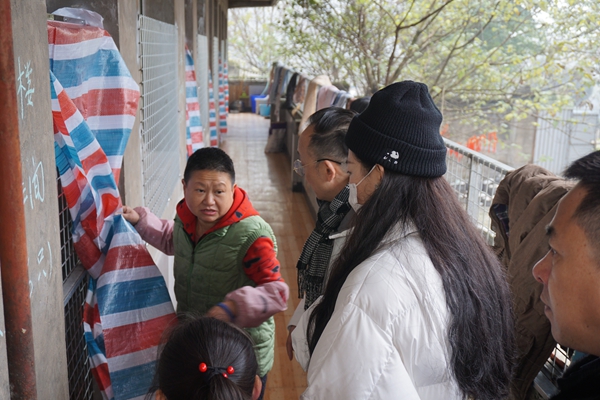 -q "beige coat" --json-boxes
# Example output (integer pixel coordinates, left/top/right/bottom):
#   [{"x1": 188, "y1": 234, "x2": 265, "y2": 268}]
[{"x1": 299, "y1": 75, "x2": 332, "y2": 132}]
